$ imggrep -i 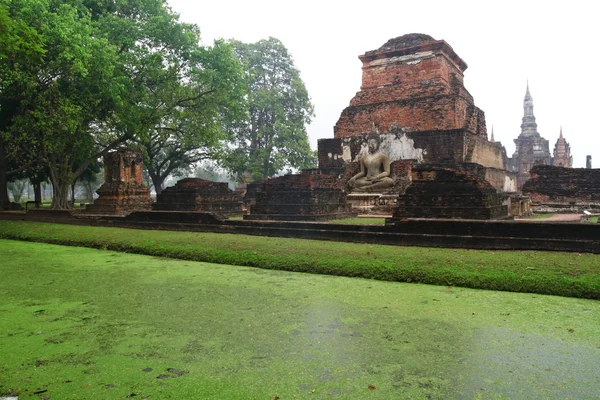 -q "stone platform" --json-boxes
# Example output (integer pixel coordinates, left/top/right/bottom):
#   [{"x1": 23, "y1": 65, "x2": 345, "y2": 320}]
[
  {"x1": 4, "y1": 211, "x2": 599, "y2": 254},
  {"x1": 245, "y1": 171, "x2": 356, "y2": 221},
  {"x1": 523, "y1": 165, "x2": 600, "y2": 203},
  {"x1": 346, "y1": 193, "x2": 398, "y2": 214},
  {"x1": 154, "y1": 178, "x2": 242, "y2": 217},
  {"x1": 390, "y1": 163, "x2": 508, "y2": 221},
  {"x1": 85, "y1": 183, "x2": 153, "y2": 215}
]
